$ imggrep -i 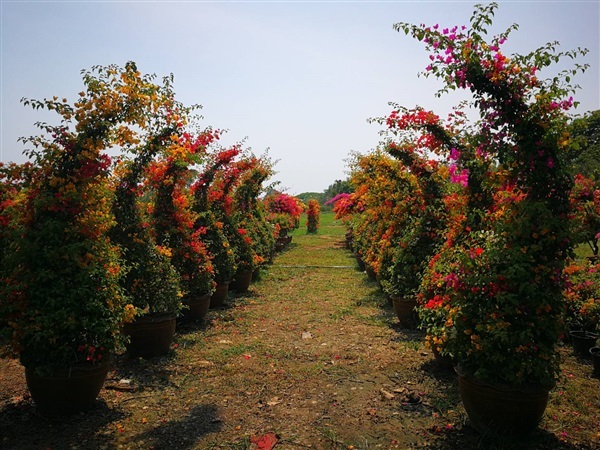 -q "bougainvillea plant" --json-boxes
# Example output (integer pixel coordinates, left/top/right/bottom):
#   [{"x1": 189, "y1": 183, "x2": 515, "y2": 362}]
[
  {"x1": 108, "y1": 66, "x2": 186, "y2": 320},
  {"x1": 264, "y1": 192, "x2": 304, "y2": 233},
  {"x1": 0, "y1": 63, "x2": 165, "y2": 374},
  {"x1": 306, "y1": 199, "x2": 321, "y2": 234},
  {"x1": 569, "y1": 174, "x2": 600, "y2": 256},
  {"x1": 233, "y1": 158, "x2": 277, "y2": 267},
  {"x1": 192, "y1": 147, "x2": 241, "y2": 284},
  {"x1": 208, "y1": 157, "x2": 260, "y2": 272},
  {"x1": 147, "y1": 128, "x2": 219, "y2": 301},
  {"x1": 345, "y1": 150, "x2": 423, "y2": 289},
  {"x1": 394, "y1": 2, "x2": 588, "y2": 386},
  {"x1": 563, "y1": 260, "x2": 600, "y2": 333}
]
